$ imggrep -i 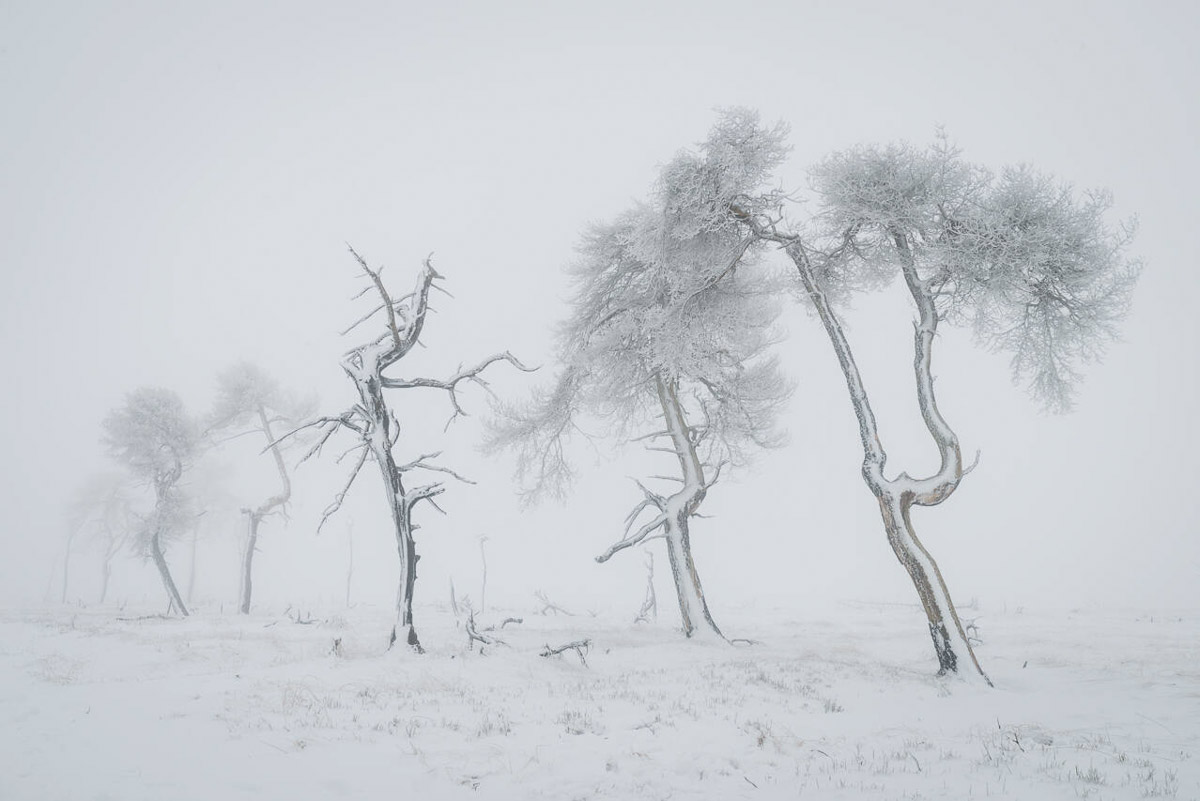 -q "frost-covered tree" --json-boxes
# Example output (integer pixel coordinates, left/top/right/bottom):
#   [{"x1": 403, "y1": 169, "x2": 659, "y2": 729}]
[
  {"x1": 291, "y1": 249, "x2": 528, "y2": 651},
  {"x1": 208, "y1": 362, "x2": 300, "y2": 614},
  {"x1": 487, "y1": 110, "x2": 792, "y2": 639},
  {"x1": 740, "y1": 135, "x2": 1138, "y2": 682},
  {"x1": 65, "y1": 472, "x2": 133, "y2": 604},
  {"x1": 102, "y1": 387, "x2": 199, "y2": 616}
]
